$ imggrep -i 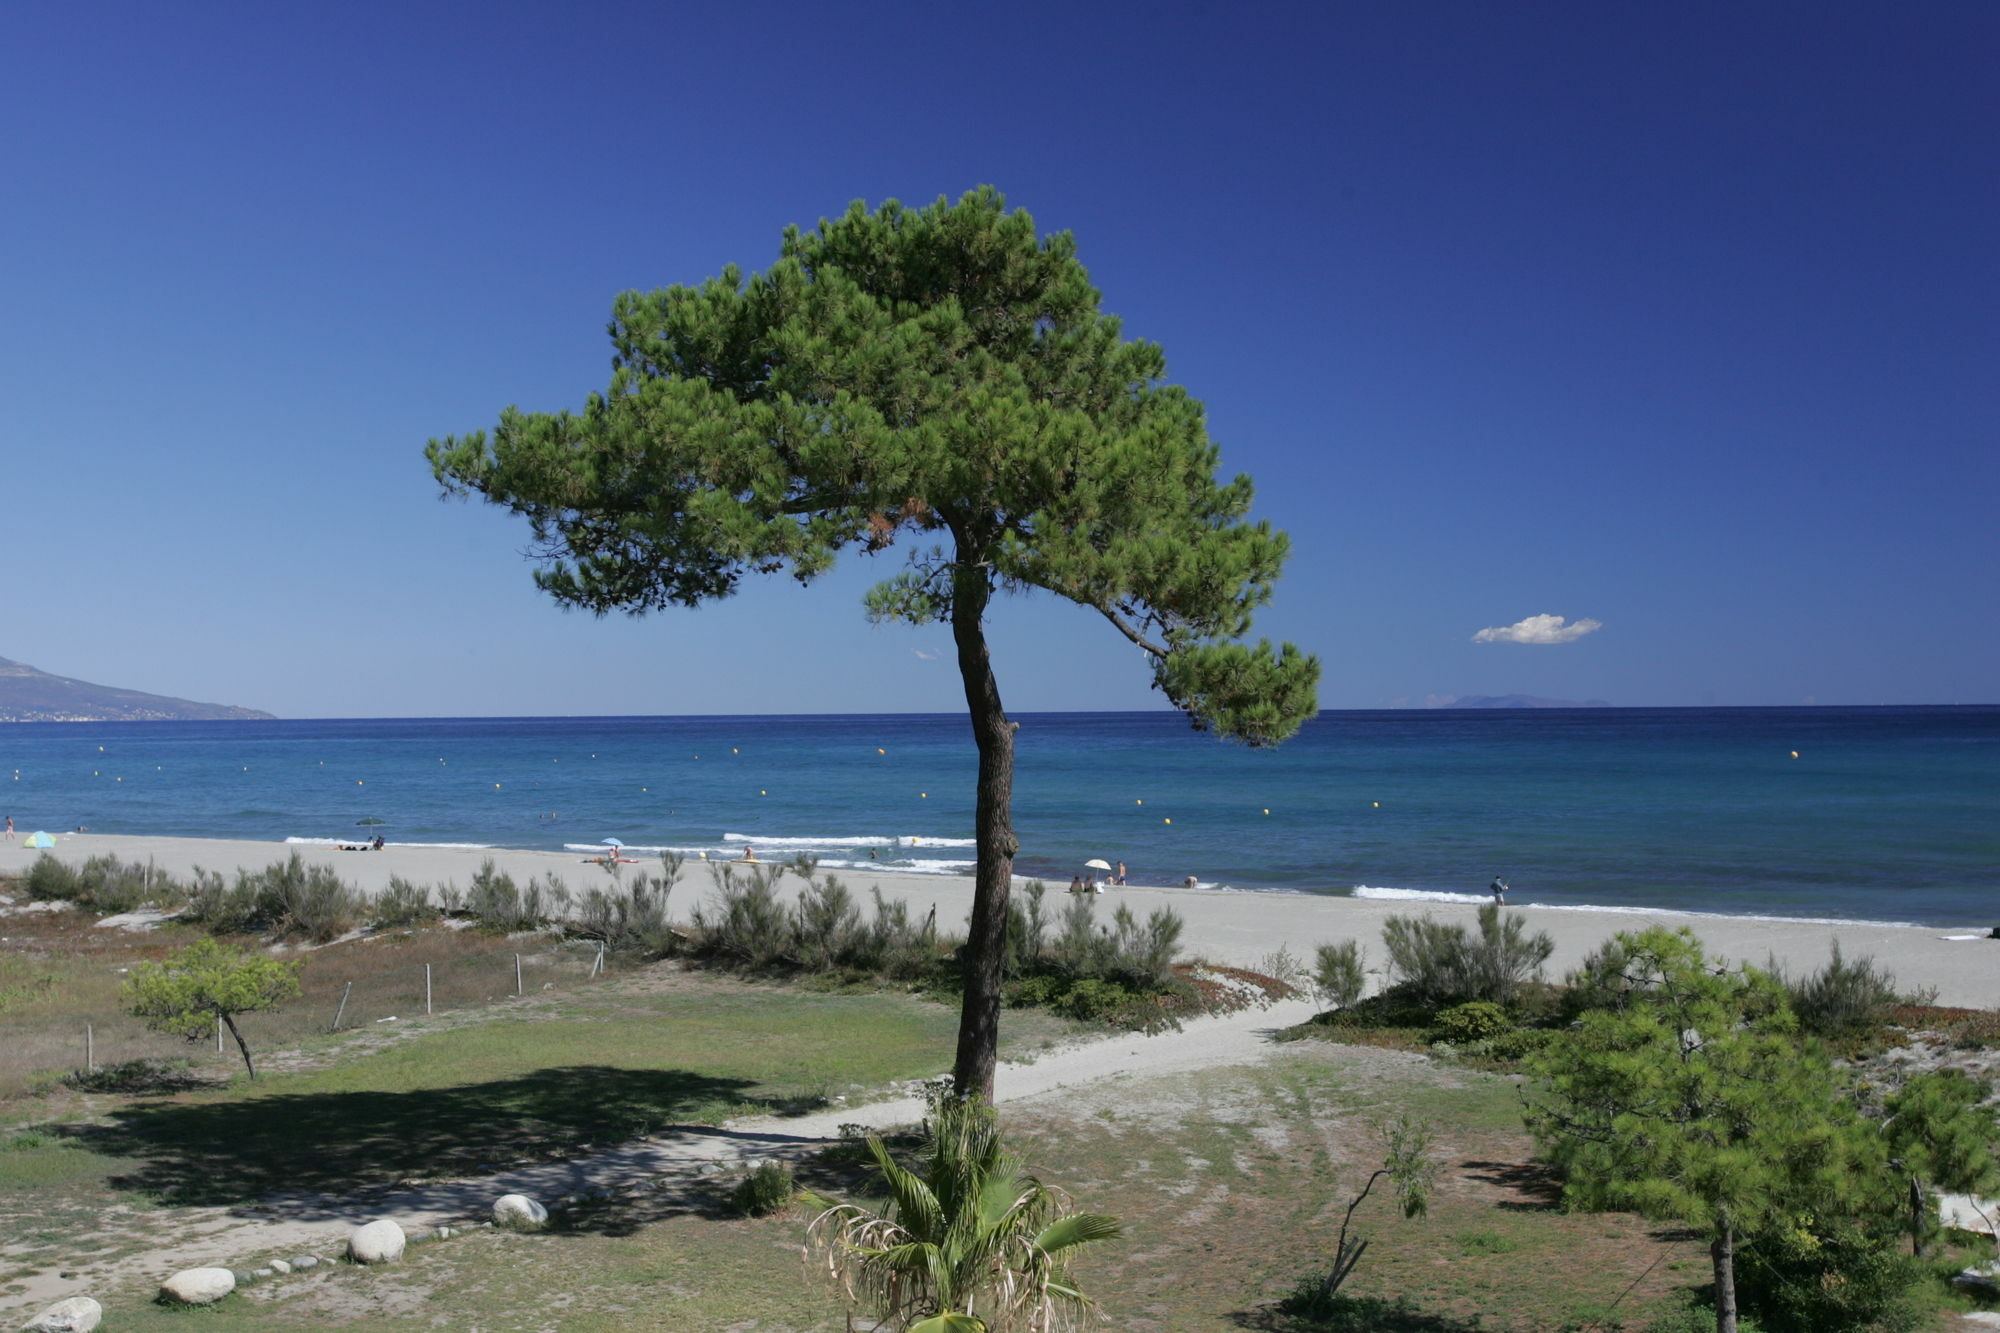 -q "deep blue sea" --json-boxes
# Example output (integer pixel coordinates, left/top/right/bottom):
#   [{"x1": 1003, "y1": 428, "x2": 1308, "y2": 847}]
[{"x1": 2, "y1": 708, "x2": 1994, "y2": 926}]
